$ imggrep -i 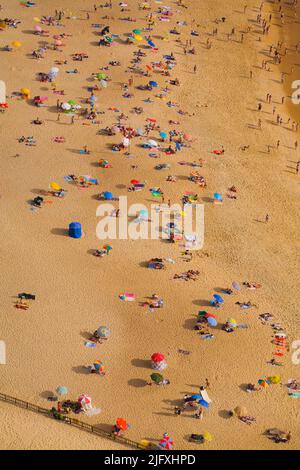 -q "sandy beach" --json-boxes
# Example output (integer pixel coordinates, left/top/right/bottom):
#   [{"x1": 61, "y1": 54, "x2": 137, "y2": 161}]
[{"x1": 0, "y1": 0, "x2": 299, "y2": 450}]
